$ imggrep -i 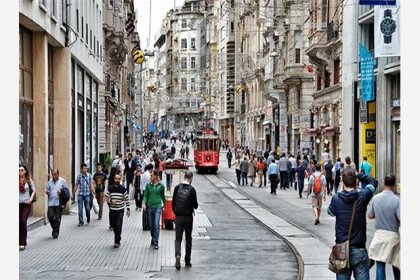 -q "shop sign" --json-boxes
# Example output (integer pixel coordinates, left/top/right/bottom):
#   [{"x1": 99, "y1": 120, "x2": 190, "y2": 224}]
[
  {"x1": 360, "y1": 100, "x2": 368, "y2": 124},
  {"x1": 300, "y1": 141, "x2": 312, "y2": 148},
  {"x1": 365, "y1": 129, "x2": 376, "y2": 144}
]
